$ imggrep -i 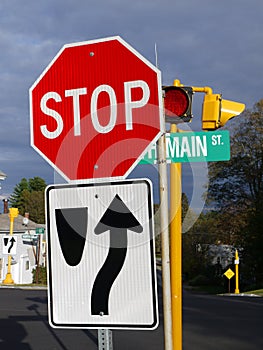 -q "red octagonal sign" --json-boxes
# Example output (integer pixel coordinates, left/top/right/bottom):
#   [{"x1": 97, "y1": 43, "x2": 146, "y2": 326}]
[{"x1": 30, "y1": 36, "x2": 163, "y2": 181}]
